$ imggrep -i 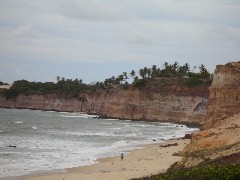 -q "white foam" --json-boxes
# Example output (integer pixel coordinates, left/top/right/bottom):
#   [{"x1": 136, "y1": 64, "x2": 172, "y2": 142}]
[
  {"x1": 112, "y1": 140, "x2": 129, "y2": 148},
  {"x1": 101, "y1": 122, "x2": 113, "y2": 125},
  {"x1": 85, "y1": 114, "x2": 99, "y2": 118},
  {"x1": 104, "y1": 118, "x2": 119, "y2": 121},
  {"x1": 45, "y1": 111, "x2": 55, "y2": 113},
  {"x1": 0, "y1": 109, "x2": 200, "y2": 178},
  {"x1": 60, "y1": 114, "x2": 99, "y2": 118},
  {"x1": 60, "y1": 115, "x2": 84, "y2": 118},
  {"x1": 63, "y1": 131, "x2": 115, "y2": 137},
  {"x1": 14, "y1": 121, "x2": 23, "y2": 124},
  {"x1": 59, "y1": 112, "x2": 70, "y2": 114}
]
